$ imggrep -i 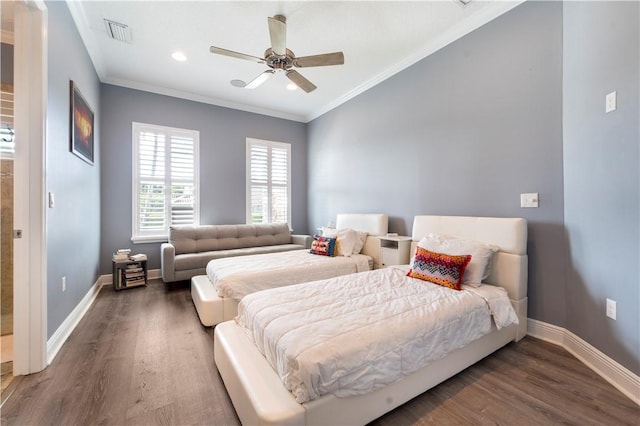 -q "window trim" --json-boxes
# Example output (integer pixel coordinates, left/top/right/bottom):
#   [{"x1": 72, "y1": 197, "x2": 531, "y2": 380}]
[
  {"x1": 131, "y1": 122, "x2": 200, "y2": 243},
  {"x1": 246, "y1": 138, "x2": 291, "y2": 227}
]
